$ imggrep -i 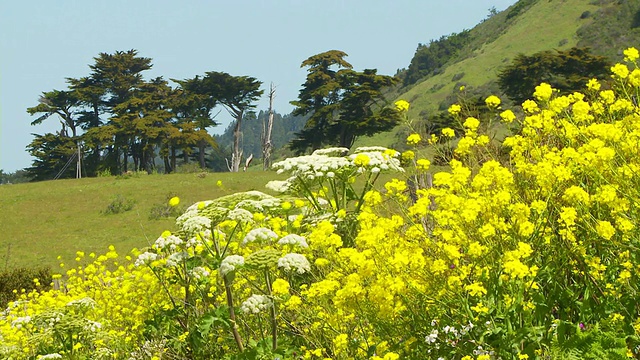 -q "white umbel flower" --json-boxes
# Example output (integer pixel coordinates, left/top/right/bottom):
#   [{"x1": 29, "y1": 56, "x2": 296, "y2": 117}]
[
  {"x1": 241, "y1": 294, "x2": 272, "y2": 314},
  {"x1": 242, "y1": 227, "x2": 279, "y2": 245},
  {"x1": 135, "y1": 251, "x2": 158, "y2": 267},
  {"x1": 277, "y1": 253, "x2": 311, "y2": 274},
  {"x1": 277, "y1": 234, "x2": 309, "y2": 248},
  {"x1": 227, "y1": 208, "x2": 254, "y2": 223},
  {"x1": 219, "y1": 255, "x2": 245, "y2": 276},
  {"x1": 181, "y1": 215, "x2": 212, "y2": 235},
  {"x1": 154, "y1": 235, "x2": 183, "y2": 251}
]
